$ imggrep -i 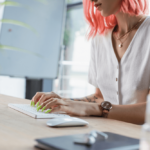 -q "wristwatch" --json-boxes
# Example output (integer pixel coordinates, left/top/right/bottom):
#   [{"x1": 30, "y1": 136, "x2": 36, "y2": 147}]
[{"x1": 100, "y1": 101, "x2": 112, "y2": 118}]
